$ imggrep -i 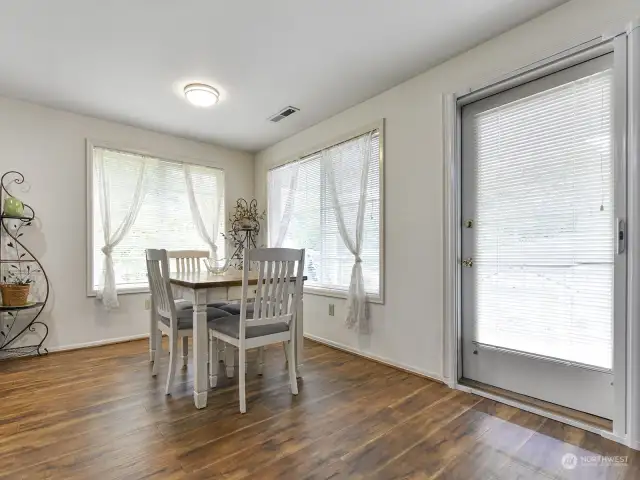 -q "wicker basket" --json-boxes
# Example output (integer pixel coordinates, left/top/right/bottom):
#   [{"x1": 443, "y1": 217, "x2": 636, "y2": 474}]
[{"x1": 0, "y1": 284, "x2": 30, "y2": 306}]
